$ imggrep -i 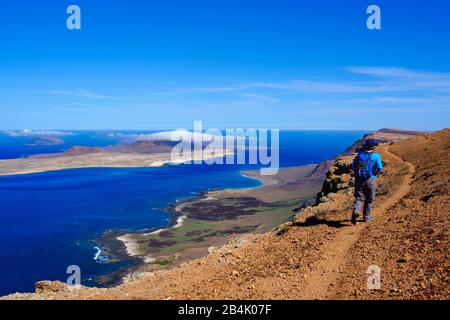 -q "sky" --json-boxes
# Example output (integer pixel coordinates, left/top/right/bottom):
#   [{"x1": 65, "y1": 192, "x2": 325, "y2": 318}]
[{"x1": 0, "y1": 0, "x2": 449, "y2": 130}]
